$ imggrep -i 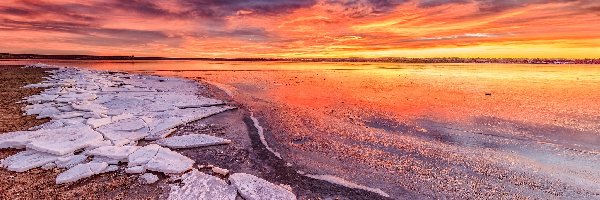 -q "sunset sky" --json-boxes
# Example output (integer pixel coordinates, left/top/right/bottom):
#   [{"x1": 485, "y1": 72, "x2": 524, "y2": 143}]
[{"x1": 1, "y1": 0, "x2": 599, "y2": 58}]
